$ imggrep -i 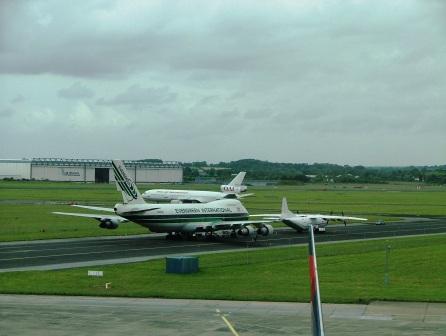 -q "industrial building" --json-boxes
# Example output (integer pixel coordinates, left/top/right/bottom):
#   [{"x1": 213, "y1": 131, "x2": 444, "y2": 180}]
[{"x1": 0, "y1": 158, "x2": 183, "y2": 183}]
